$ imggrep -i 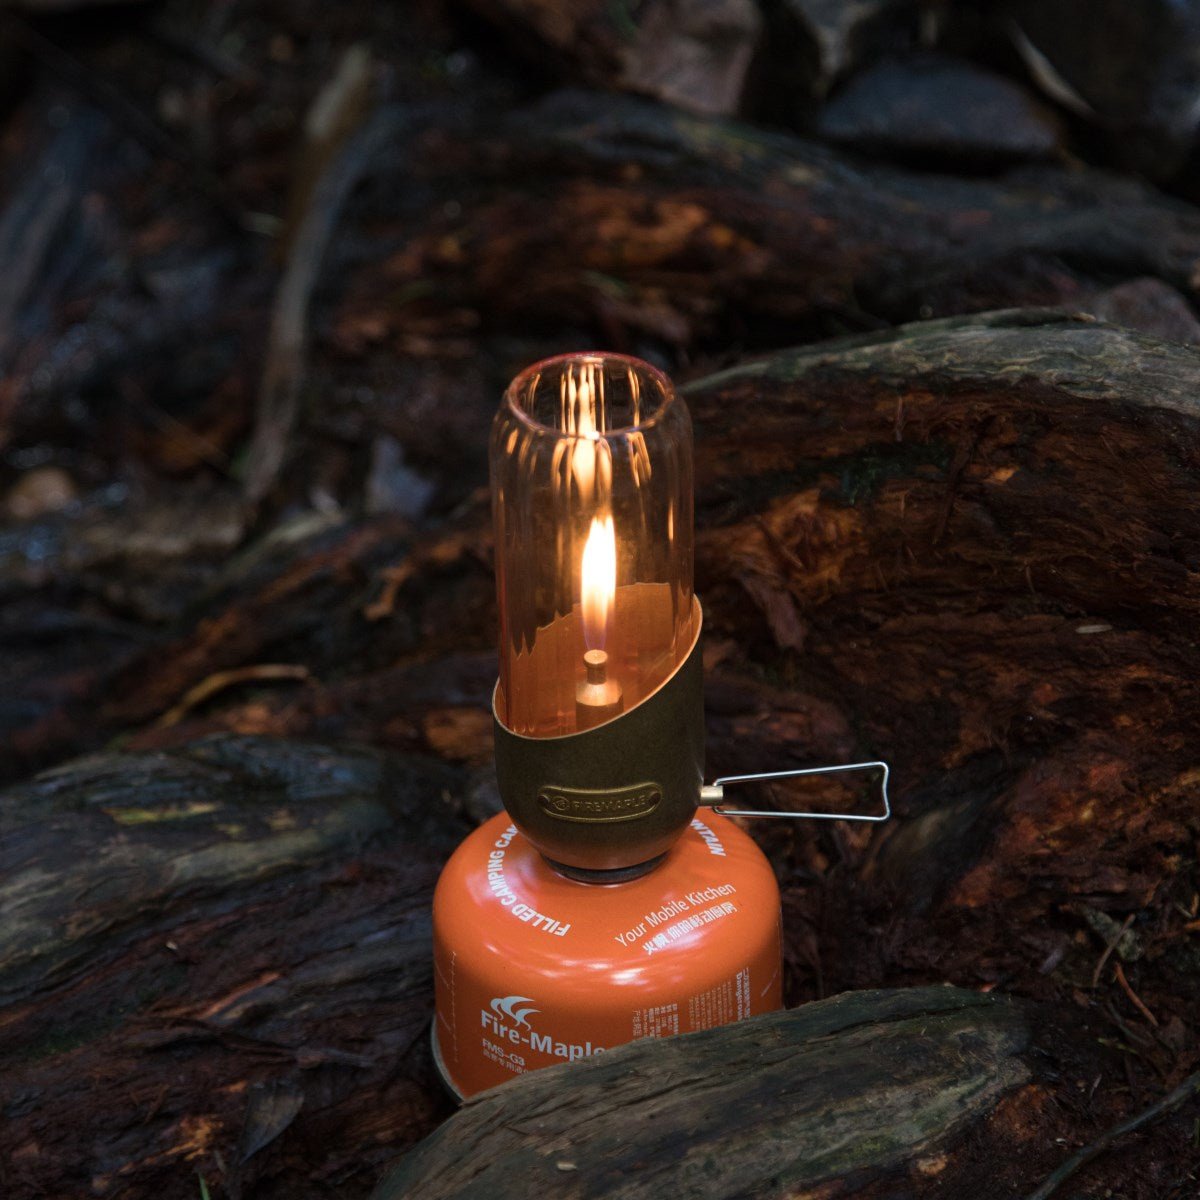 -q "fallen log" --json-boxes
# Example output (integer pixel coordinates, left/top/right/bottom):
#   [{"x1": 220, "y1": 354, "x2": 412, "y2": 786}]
[
  {"x1": 376, "y1": 984, "x2": 1032, "y2": 1200},
  {"x1": 0, "y1": 735, "x2": 468, "y2": 1198},
  {"x1": 685, "y1": 308, "x2": 1200, "y2": 912},
  {"x1": 460, "y1": 0, "x2": 763, "y2": 118},
  {"x1": 94, "y1": 310, "x2": 1200, "y2": 897},
  {"x1": 13, "y1": 310, "x2": 1200, "y2": 946},
  {"x1": 0, "y1": 734, "x2": 1091, "y2": 1200},
  {"x1": 374, "y1": 986, "x2": 1033, "y2": 1200},
  {"x1": 353, "y1": 89, "x2": 1200, "y2": 349}
]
